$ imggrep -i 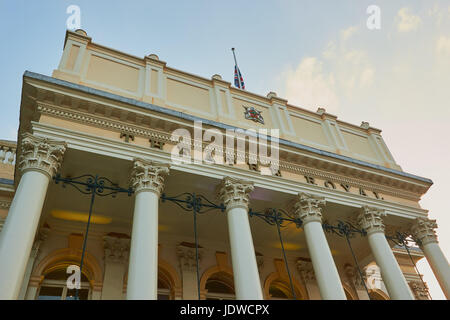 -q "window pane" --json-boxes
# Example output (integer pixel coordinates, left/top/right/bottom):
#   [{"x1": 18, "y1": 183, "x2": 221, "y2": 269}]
[
  {"x1": 157, "y1": 294, "x2": 170, "y2": 300},
  {"x1": 38, "y1": 286, "x2": 63, "y2": 300},
  {"x1": 66, "y1": 288, "x2": 89, "y2": 300}
]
